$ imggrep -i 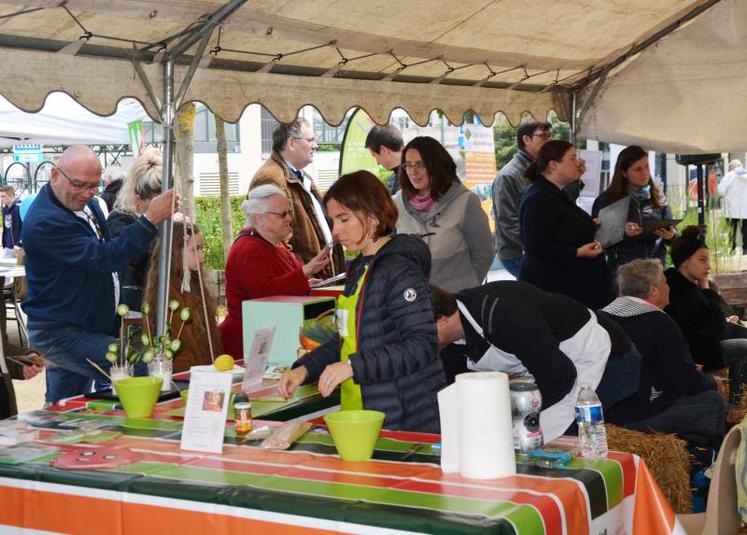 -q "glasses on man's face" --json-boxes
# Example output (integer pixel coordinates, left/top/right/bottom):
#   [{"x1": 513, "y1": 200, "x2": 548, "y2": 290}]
[
  {"x1": 531, "y1": 131, "x2": 552, "y2": 140},
  {"x1": 403, "y1": 162, "x2": 426, "y2": 172},
  {"x1": 264, "y1": 210, "x2": 292, "y2": 219},
  {"x1": 292, "y1": 136, "x2": 317, "y2": 144},
  {"x1": 55, "y1": 166, "x2": 100, "y2": 192}
]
